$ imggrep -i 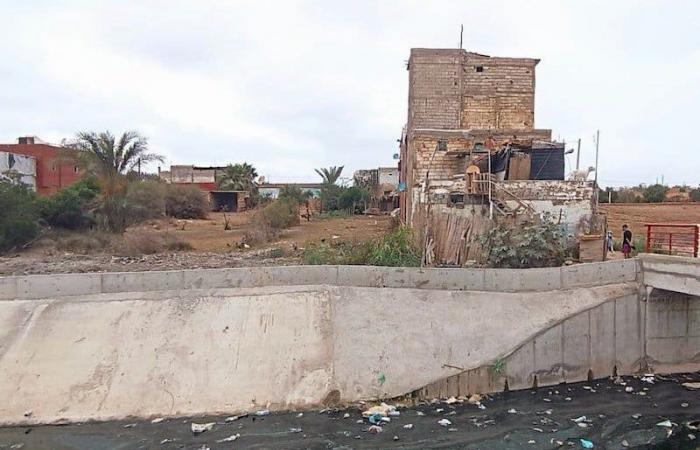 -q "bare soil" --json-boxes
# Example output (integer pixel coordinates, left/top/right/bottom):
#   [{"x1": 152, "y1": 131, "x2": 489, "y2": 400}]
[
  {"x1": 600, "y1": 203, "x2": 700, "y2": 239},
  {"x1": 0, "y1": 213, "x2": 393, "y2": 275}
]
